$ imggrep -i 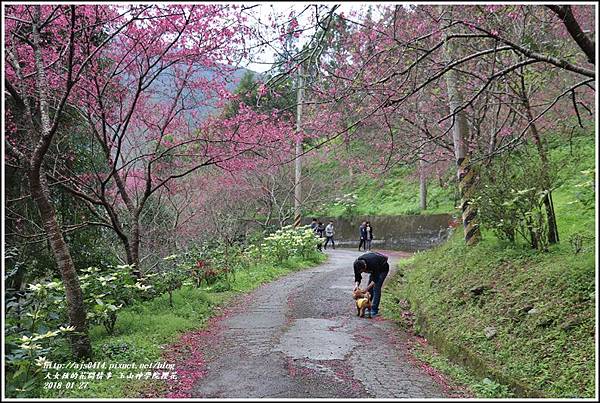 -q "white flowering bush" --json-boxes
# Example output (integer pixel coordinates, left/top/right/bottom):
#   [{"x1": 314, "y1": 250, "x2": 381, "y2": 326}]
[
  {"x1": 258, "y1": 225, "x2": 321, "y2": 264},
  {"x1": 332, "y1": 193, "x2": 358, "y2": 218},
  {"x1": 5, "y1": 279, "x2": 80, "y2": 397},
  {"x1": 6, "y1": 325, "x2": 77, "y2": 397},
  {"x1": 244, "y1": 243, "x2": 263, "y2": 263},
  {"x1": 4, "y1": 263, "x2": 155, "y2": 396},
  {"x1": 80, "y1": 265, "x2": 148, "y2": 335},
  {"x1": 144, "y1": 254, "x2": 188, "y2": 306}
]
